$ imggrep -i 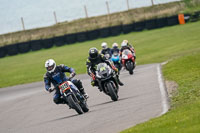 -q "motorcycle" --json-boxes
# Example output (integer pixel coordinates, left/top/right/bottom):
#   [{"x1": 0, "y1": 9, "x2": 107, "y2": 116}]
[
  {"x1": 52, "y1": 76, "x2": 89, "y2": 115},
  {"x1": 111, "y1": 52, "x2": 122, "y2": 73},
  {"x1": 104, "y1": 53, "x2": 111, "y2": 60},
  {"x1": 95, "y1": 63, "x2": 119, "y2": 101},
  {"x1": 121, "y1": 49, "x2": 136, "y2": 75}
]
